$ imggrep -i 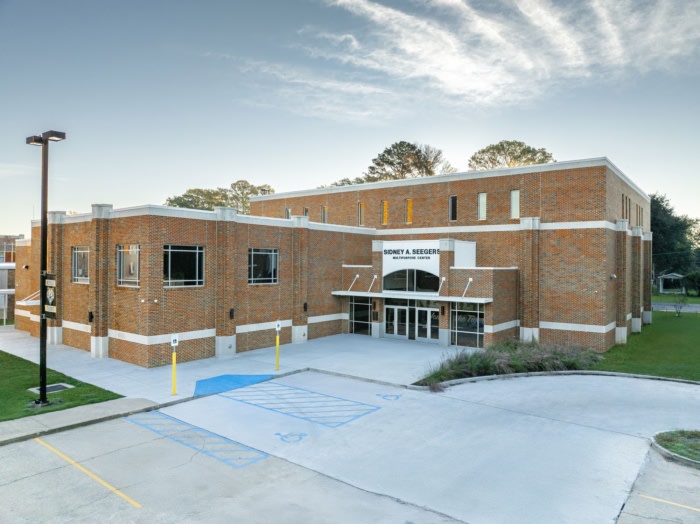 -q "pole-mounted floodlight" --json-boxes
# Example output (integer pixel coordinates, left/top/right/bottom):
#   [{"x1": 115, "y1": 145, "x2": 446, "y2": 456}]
[{"x1": 26, "y1": 129, "x2": 66, "y2": 406}]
